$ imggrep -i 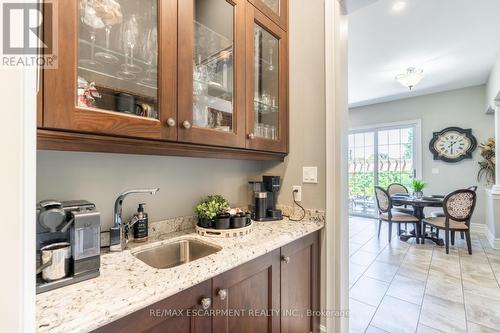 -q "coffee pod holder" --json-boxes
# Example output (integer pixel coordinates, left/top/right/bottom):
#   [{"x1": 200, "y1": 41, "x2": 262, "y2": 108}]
[{"x1": 196, "y1": 220, "x2": 254, "y2": 238}]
